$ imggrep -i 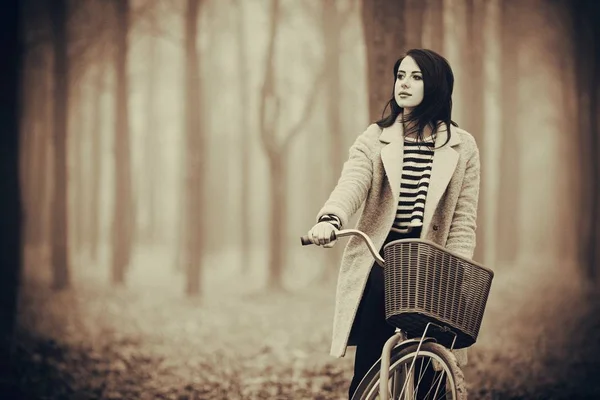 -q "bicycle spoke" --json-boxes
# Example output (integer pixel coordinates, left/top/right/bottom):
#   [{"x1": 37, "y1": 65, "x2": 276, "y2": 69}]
[
  {"x1": 413, "y1": 356, "x2": 434, "y2": 400},
  {"x1": 423, "y1": 369, "x2": 450, "y2": 400},
  {"x1": 432, "y1": 371, "x2": 443, "y2": 400},
  {"x1": 385, "y1": 357, "x2": 453, "y2": 400},
  {"x1": 396, "y1": 364, "x2": 410, "y2": 399},
  {"x1": 356, "y1": 345, "x2": 461, "y2": 400}
]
